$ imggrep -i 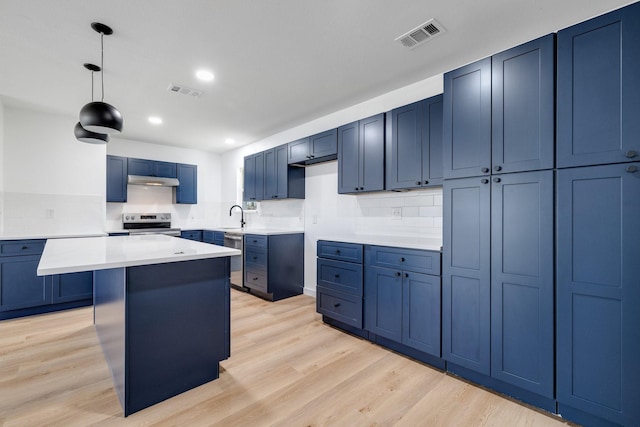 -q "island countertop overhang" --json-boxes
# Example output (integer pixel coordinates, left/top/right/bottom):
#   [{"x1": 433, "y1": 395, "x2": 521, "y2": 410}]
[{"x1": 37, "y1": 235, "x2": 241, "y2": 276}]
